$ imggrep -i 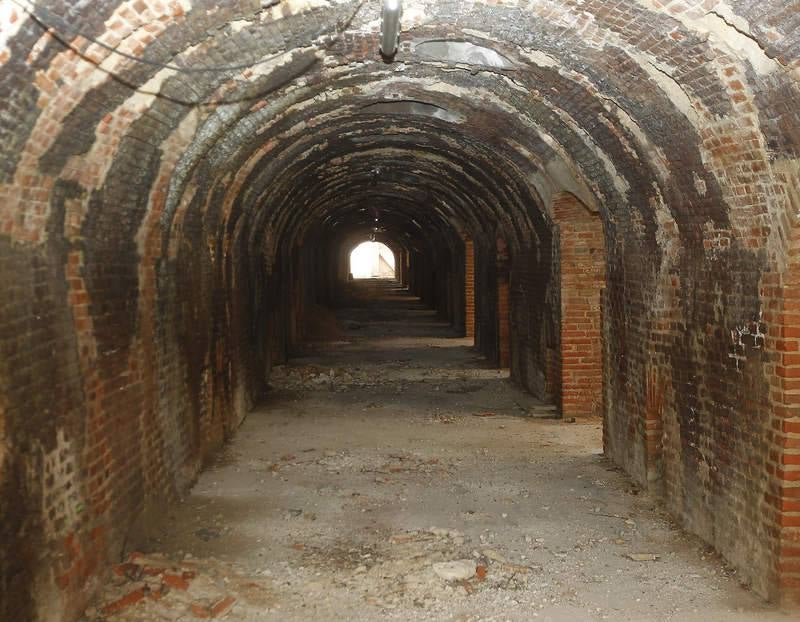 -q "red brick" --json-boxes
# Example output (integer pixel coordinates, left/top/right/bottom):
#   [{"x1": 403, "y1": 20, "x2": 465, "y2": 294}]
[
  {"x1": 102, "y1": 588, "x2": 147, "y2": 616},
  {"x1": 163, "y1": 573, "x2": 191, "y2": 590},
  {"x1": 211, "y1": 596, "x2": 236, "y2": 617},
  {"x1": 190, "y1": 603, "x2": 211, "y2": 618}
]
